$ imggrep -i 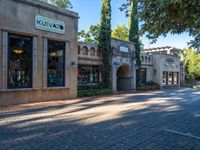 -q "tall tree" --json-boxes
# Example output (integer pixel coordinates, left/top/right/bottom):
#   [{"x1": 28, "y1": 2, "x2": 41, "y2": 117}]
[
  {"x1": 128, "y1": 0, "x2": 141, "y2": 83},
  {"x1": 79, "y1": 24, "x2": 101, "y2": 44},
  {"x1": 184, "y1": 49, "x2": 200, "y2": 81},
  {"x1": 121, "y1": 0, "x2": 200, "y2": 49},
  {"x1": 98, "y1": 0, "x2": 112, "y2": 88},
  {"x1": 112, "y1": 24, "x2": 128, "y2": 41},
  {"x1": 41, "y1": 0, "x2": 72, "y2": 9}
]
